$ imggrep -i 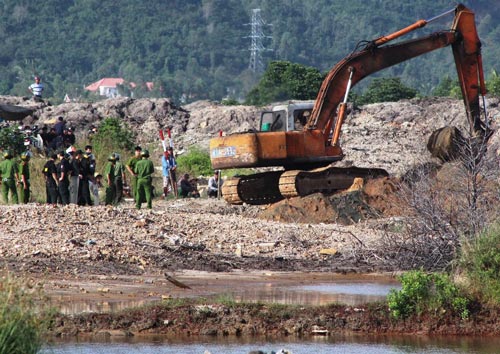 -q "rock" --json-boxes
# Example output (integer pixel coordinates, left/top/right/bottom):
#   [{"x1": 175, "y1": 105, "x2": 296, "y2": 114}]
[
  {"x1": 235, "y1": 243, "x2": 243, "y2": 257},
  {"x1": 319, "y1": 248, "x2": 337, "y2": 255},
  {"x1": 95, "y1": 329, "x2": 133, "y2": 338}
]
